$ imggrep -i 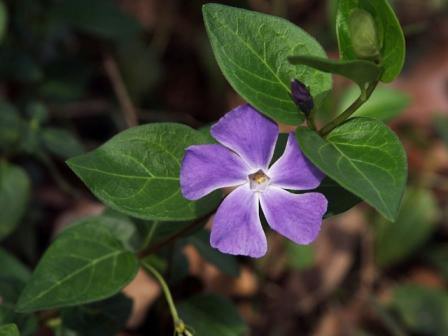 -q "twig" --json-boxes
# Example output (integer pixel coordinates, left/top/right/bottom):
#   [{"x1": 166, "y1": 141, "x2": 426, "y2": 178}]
[{"x1": 103, "y1": 54, "x2": 138, "y2": 128}]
